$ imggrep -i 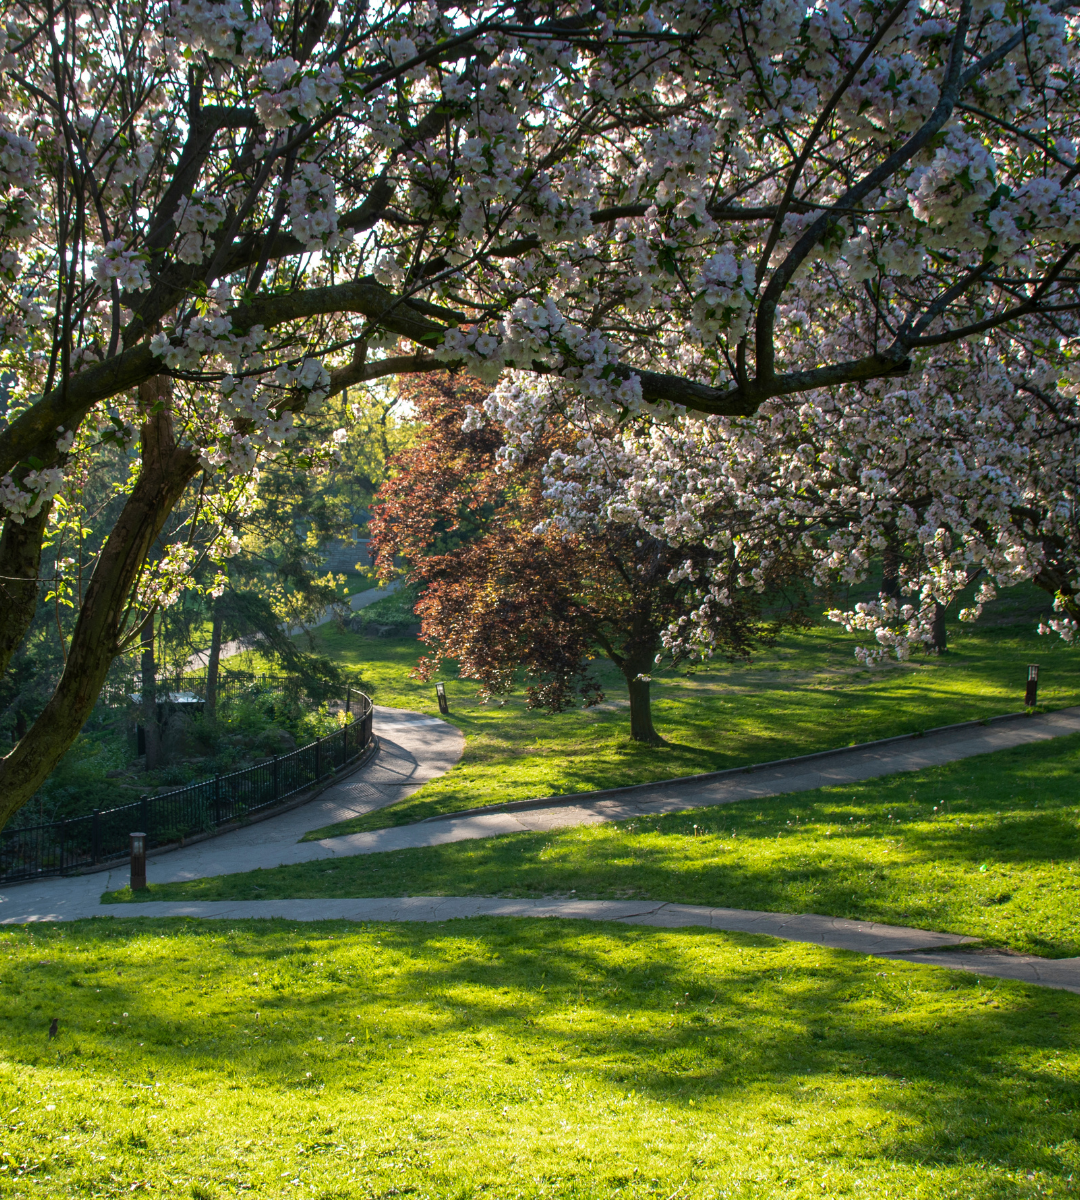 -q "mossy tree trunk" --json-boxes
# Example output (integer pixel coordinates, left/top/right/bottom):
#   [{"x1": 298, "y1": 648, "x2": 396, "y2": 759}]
[{"x1": 0, "y1": 380, "x2": 201, "y2": 832}]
